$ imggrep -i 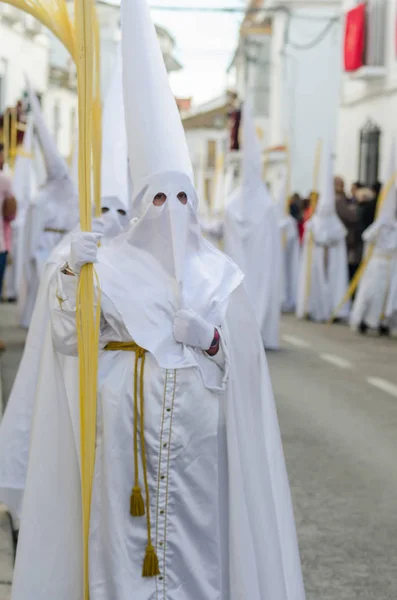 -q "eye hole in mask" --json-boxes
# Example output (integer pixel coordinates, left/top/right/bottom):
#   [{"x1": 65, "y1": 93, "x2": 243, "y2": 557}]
[
  {"x1": 117, "y1": 209, "x2": 127, "y2": 216},
  {"x1": 153, "y1": 192, "x2": 167, "y2": 207},
  {"x1": 102, "y1": 207, "x2": 110, "y2": 214},
  {"x1": 177, "y1": 191, "x2": 188, "y2": 205}
]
